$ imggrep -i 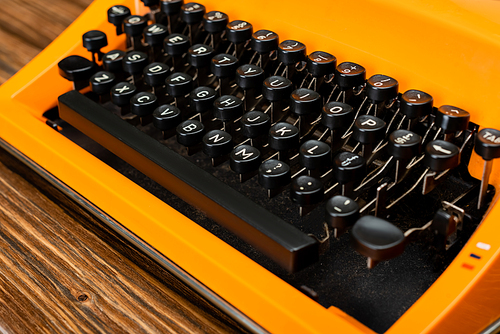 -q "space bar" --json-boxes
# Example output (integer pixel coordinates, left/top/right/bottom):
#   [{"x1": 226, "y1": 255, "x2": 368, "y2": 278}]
[{"x1": 58, "y1": 90, "x2": 319, "y2": 273}]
